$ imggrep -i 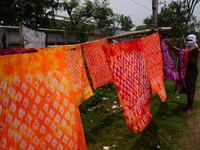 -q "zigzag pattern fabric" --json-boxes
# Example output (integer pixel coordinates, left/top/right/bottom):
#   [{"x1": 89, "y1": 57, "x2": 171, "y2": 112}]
[
  {"x1": 103, "y1": 39, "x2": 152, "y2": 133},
  {"x1": 0, "y1": 50, "x2": 87, "y2": 149},
  {"x1": 141, "y1": 33, "x2": 167, "y2": 102},
  {"x1": 82, "y1": 39, "x2": 113, "y2": 89},
  {"x1": 159, "y1": 35, "x2": 179, "y2": 81}
]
